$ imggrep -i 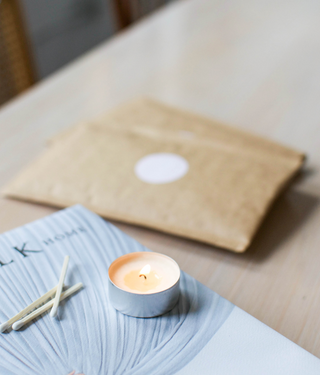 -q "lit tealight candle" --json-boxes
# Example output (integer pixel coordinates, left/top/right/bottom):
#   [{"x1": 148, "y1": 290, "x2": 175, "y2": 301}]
[{"x1": 108, "y1": 252, "x2": 180, "y2": 317}]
